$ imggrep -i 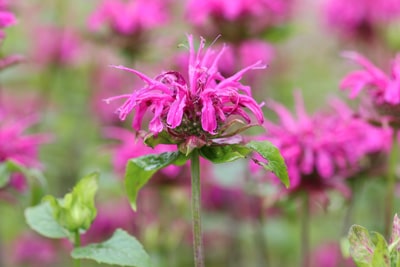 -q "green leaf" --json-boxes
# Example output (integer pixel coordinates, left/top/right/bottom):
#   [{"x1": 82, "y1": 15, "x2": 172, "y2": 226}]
[
  {"x1": 125, "y1": 152, "x2": 187, "y2": 211},
  {"x1": 199, "y1": 145, "x2": 251, "y2": 164},
  {"x1": 0, "y1": 160, "x2": 47, "y2": 205},
  {"x1": 24, "y1": 201, "x2": 70, "y2": 239},
  {"x1": 246, "y1": 141, "x2": 290, "y2": 188},
  {"x1": 43, "y1": 172, "x2": 99, "y2": 232},
  {"x1": 0, "y1": 160, "x2": 31, "y2": 188},
  {"x1": 348, "y1": 225, "x2": 375, "y2": 267},
  {"x1": 341, "y1": 237, "x2": 352, "y2": 259},
  {"x1": 371, "y1": 232, "x2": 390, "y2": 267},
  {"x1": 71, "y1": 229, "x2": 152, "y2": 267}
]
